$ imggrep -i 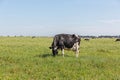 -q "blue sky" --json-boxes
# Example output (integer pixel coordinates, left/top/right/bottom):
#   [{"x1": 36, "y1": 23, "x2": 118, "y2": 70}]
[{"x1": 0, "y1": 0, "x2": 120, "y2": 36}]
